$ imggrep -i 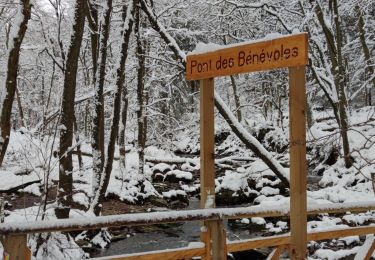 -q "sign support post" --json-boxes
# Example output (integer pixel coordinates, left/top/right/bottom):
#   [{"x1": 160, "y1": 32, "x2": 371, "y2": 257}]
[
  {"x1": 200, "y1": 78, "x2": 226, "y2": 260},
  {"x1": 289, "y1": 66, "x2": 307, "y2": 259},
  {"x1": 187, "y1": 33, "x2": 309, "y2": 259}
]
